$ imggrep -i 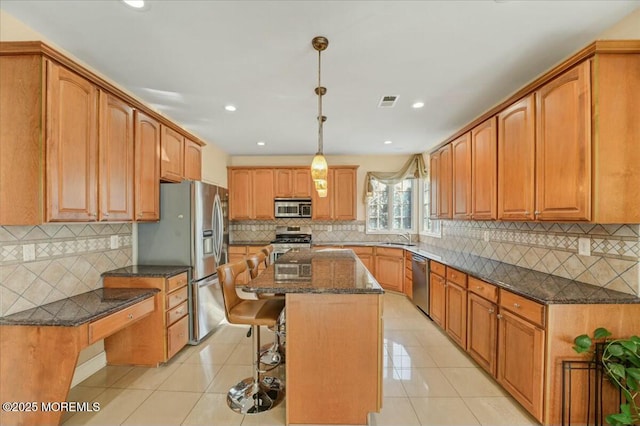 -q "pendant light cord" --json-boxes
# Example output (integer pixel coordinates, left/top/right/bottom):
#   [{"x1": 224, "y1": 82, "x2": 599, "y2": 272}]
[{"x1": 317, "y1": 48, "x2": 323, "y2": 155}]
